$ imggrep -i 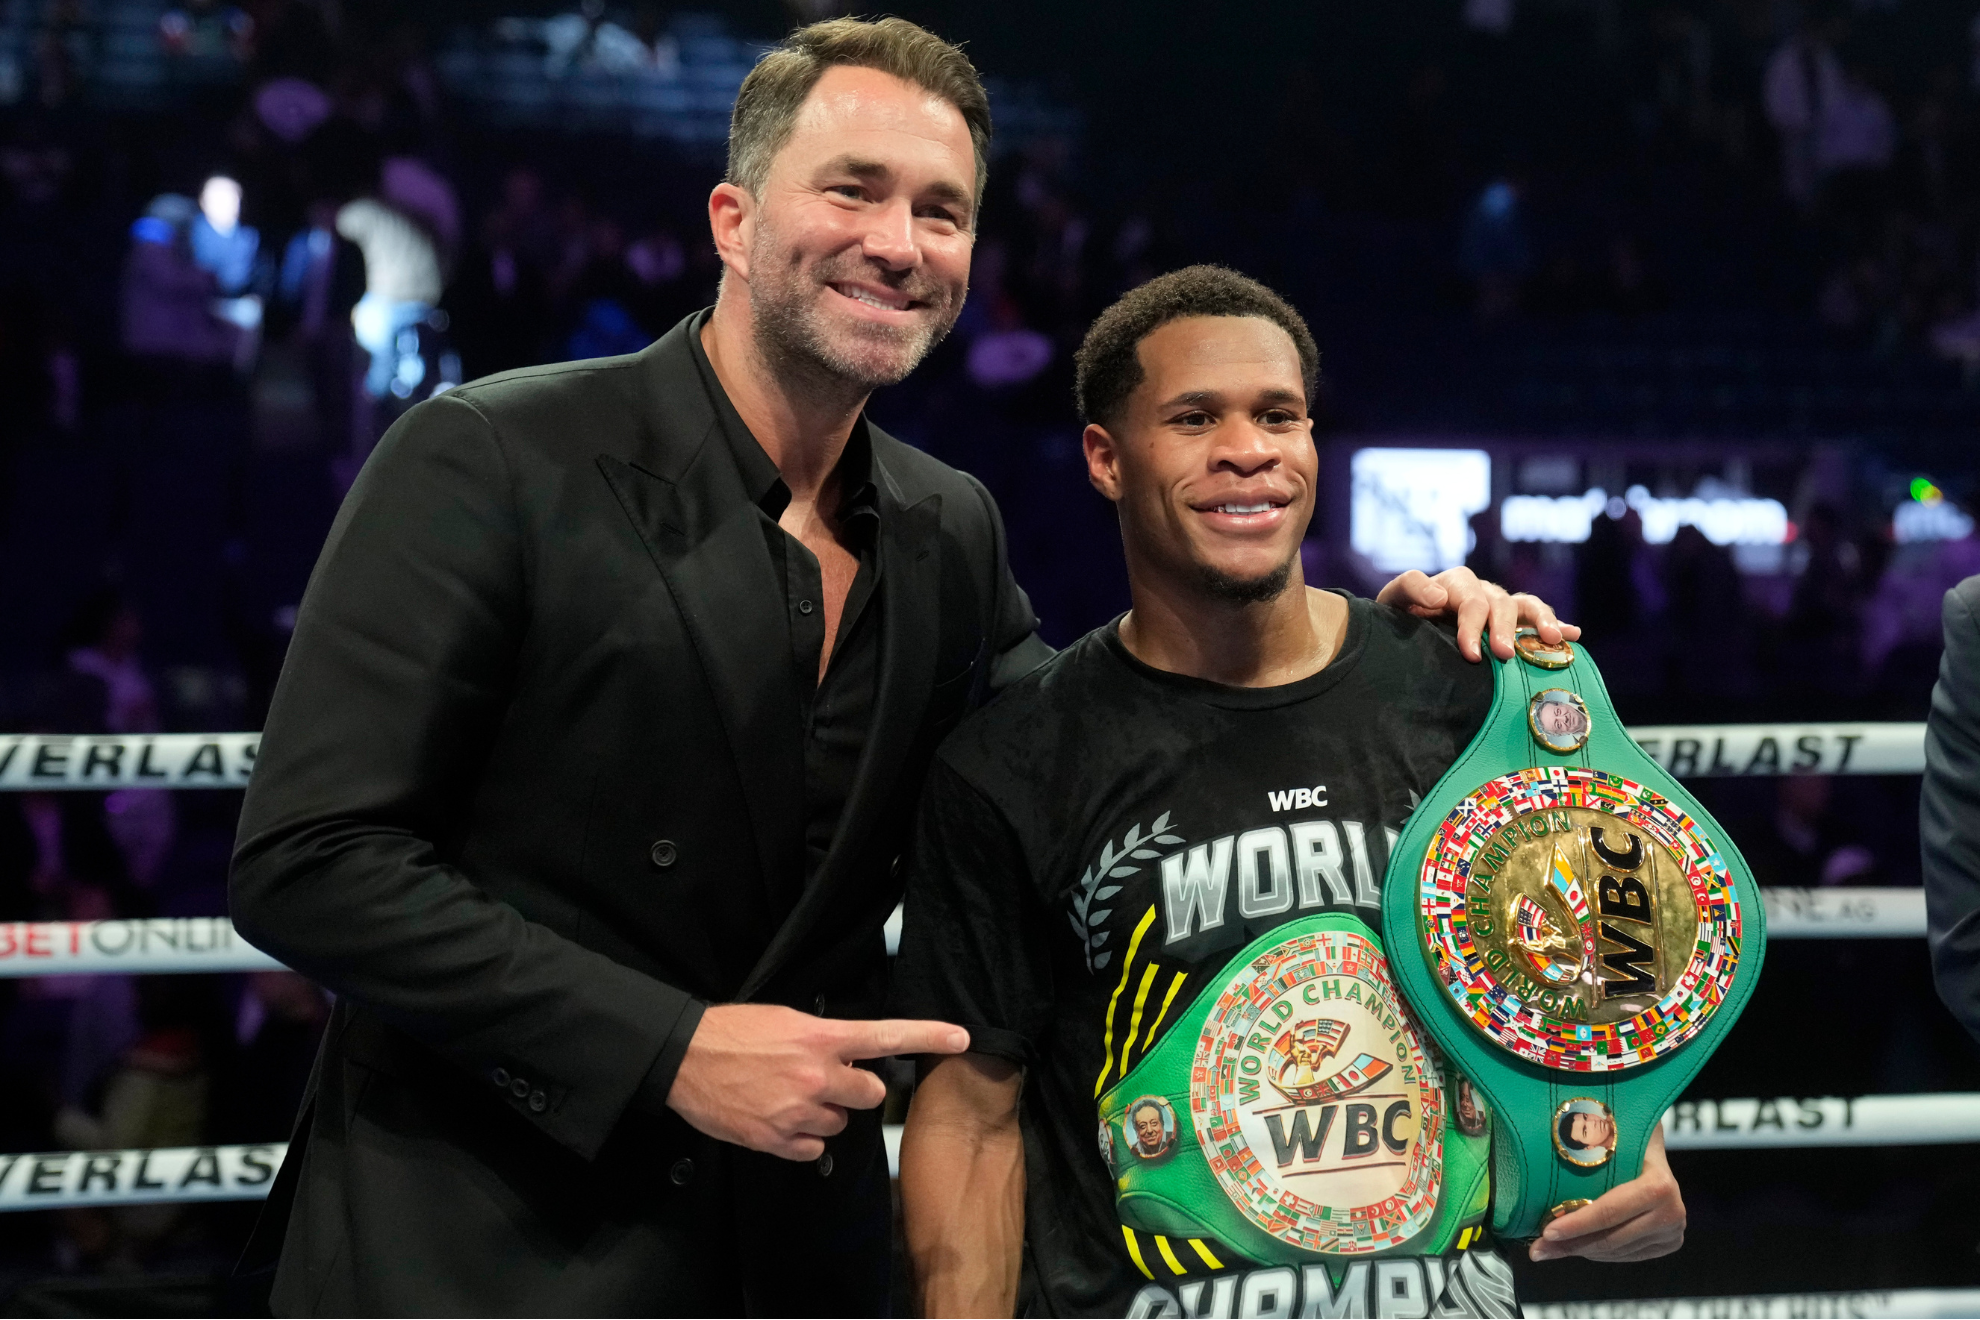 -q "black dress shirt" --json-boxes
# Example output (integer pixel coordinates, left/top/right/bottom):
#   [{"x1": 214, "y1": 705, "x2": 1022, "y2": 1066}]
[
  {"x1": 630, "y1": 318, "x2": 888, "y2": 1111},
  {"x1": 686, "y1": 318, "x2": 882, "y2": 907}
]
